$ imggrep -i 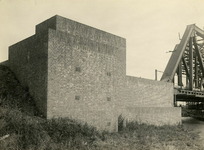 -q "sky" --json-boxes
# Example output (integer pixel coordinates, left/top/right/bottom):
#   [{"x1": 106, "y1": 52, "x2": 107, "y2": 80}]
[{"x1": 0, "y1": 0, "x2": 204, "y2": 80}]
